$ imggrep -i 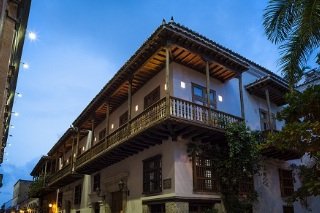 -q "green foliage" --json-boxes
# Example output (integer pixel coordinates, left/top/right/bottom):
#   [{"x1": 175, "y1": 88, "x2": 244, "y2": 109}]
[
  {"x1": 28, "y1": 176, "x2": 45, "y2": 198},
  {"x1": 263, "y1": 0, "x2": 320, "y2": 87},
  {"x1": 266, "y1": 85, "x2": 320, "y2": 203},
  {"x1": 188, "y1": 122, "x2": 261, "y2": 213}
]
